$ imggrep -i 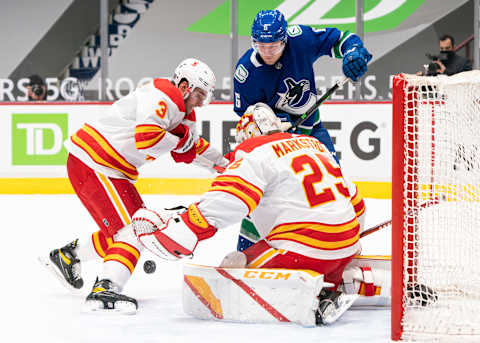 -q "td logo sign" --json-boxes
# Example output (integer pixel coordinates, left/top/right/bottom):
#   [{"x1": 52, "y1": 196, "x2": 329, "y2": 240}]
[{"x1": 12, "y1": 113, "x2": 68, "y2": 165}]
